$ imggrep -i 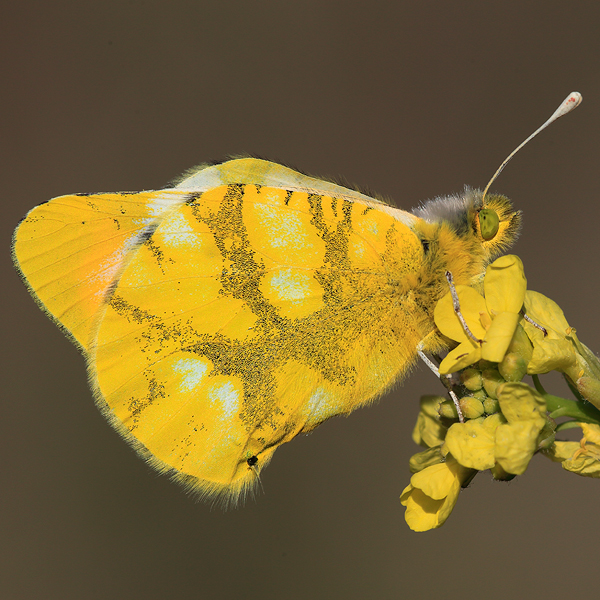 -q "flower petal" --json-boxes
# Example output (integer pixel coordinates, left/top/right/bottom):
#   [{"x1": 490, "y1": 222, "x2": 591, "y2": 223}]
[
  {"x1": 497, "y1": 382, "x2": 546, "y2": 422},
  {"x1": 443, "y1": 420, "x2": 495, "y2": 470},
  {"x1": 435, "y1": 480, "x2": 462, "y2": 526},
  {"x1": 563, "y1": 456, "x2": 600, "y2": 477},
  {"x1": 484, "y1": 255, "x2": 527, "y2": 314},
  {"x1": 527, "y1": 338, "x2": 577, "y2": 374},
  {"x1": 545, "y1": 440, "x2": 580, "y2": 462},
  {"x1": 493, "y1": 384, "x2": 547, "y2": 475},
  {"x1": 522, "y1": 291, "x2": 578, "y2": 374},
  {"x1": 434, "y1": 285, "x2": 488, "y2": 342},
  {"x1": 545, "y1": 425, "x2": 600, "y2": 477},
  {"x1": 401, "y1": 457, "x2": 471, "y2": 531},
  {"x1": 495, "y1": 421, "x2": 540, "y2": 475},
  {"x1": 561, "y1": 441, "x2": 600, "y2": 477},
  {"x1": 481, "y1": 311, "x2": 521, "y2": 363},
  {"x1": 523, "y1": 290, "x2": 571, "y2": 337},
  {"x1": 581, "y1": 423, "x2": 600, "y2": 445},
  {"x1": 411, "y1": 461, "x2": 458, "y2": 500},
  {"x1": 439, "y1": 342, "x2": 482, "y2": 375},
  {"x1": 400, "y1": 485, "x2": 445, "y2": 532}
]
